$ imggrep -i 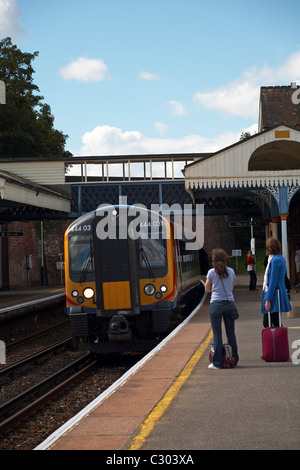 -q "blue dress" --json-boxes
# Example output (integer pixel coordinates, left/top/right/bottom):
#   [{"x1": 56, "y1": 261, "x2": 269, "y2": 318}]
[{"x1": 261, "y1": 254, "x2": 291, "y2": 314}]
